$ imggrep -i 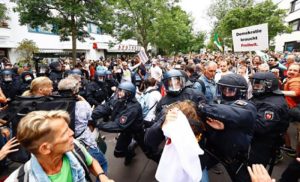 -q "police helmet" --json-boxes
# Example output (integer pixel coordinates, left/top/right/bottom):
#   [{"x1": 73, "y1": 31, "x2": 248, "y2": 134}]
[
  {"x1": 117, "y1": 81, "x2": 136, "y2": 100},
  {"x1": 251, "y1": 72, "x2": 281, "y2": 97},
  {"x1": 21, "y1": 71, "x2": 34, "y2": 83},
  {"x1": 217, "y1": 74, "x2": 248, "y2": 101},
  {"x1": 105, "y1": 70, "x2": 113, "y2": 80},
  {"x1": 1, "y1": 69, "x2": 13, "y2": 82},
  {"x1": 95, "y1": 70, "x2": 106, "y2": 83},
  {"x1": 69, "y1": 68, "x2": 82, "y2": 76},
  {"x1": 162, "y1": 69, "x2": 186, "y2": 96},
  {"x1": 49, "y1": 61, "x2": 62, "y2": 72}
]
